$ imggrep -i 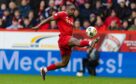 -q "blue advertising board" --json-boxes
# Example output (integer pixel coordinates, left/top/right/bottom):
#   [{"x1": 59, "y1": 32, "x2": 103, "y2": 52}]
[
  {"x1": 97, "y1": 52, "x2": 136, "y2": 77},
  {"x1": 0, "y1": 49, "x2": 136, "y2": 77}
]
